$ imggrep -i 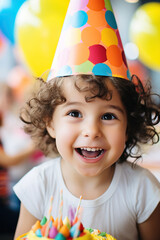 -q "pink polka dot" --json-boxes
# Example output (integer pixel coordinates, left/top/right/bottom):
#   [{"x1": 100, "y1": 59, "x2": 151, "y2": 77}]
[
  {"x1": 89, "y1": 45, "x2": 107, "y2": 64},
  {"x1": 70, "y1": 0, "x2": 89, "y2": 11}
]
